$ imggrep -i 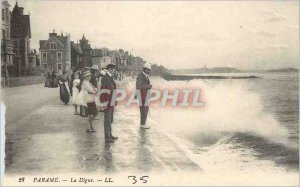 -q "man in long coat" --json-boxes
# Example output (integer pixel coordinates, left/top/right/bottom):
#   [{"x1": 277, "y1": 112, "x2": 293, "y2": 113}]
[
  {"x1": 136, "y1": 62, "x2": 152, "y2": 129},
  {"x1": 100, "y1": 63, "x2": 118, "y2": 143}
]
